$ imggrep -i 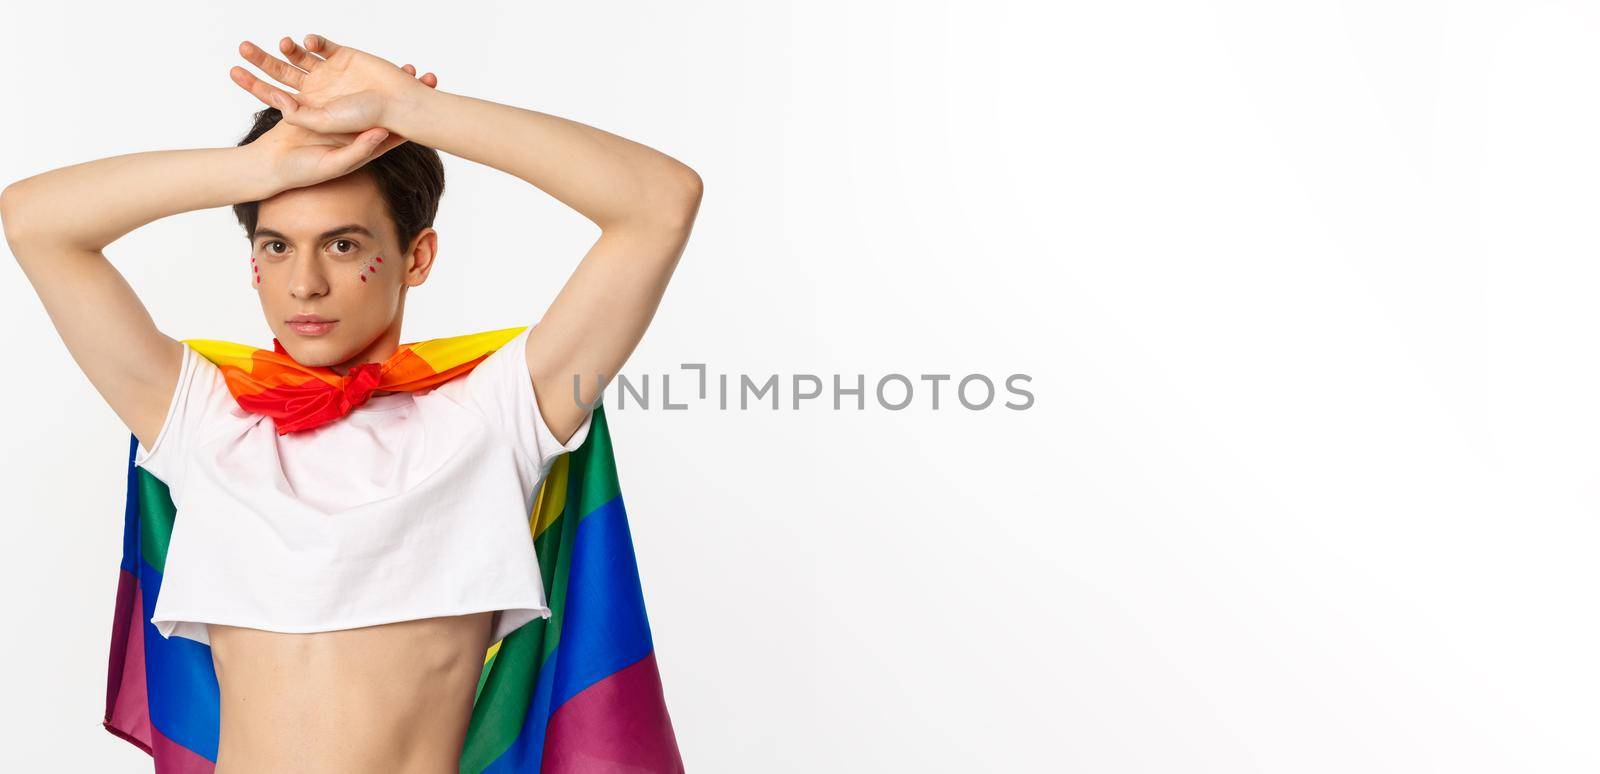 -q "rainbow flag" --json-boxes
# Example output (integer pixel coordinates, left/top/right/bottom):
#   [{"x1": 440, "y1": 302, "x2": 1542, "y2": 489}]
[{"x1": 101, "y1": 333, "x2": 683, "y2": 772}]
